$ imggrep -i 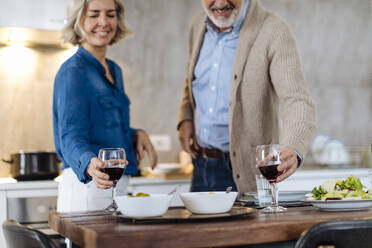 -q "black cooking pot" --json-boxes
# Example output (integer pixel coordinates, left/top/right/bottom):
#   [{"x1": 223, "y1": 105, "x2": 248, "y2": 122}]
[{"x1": 2, "y1": 151, "x2": 60, "y2": 181}]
